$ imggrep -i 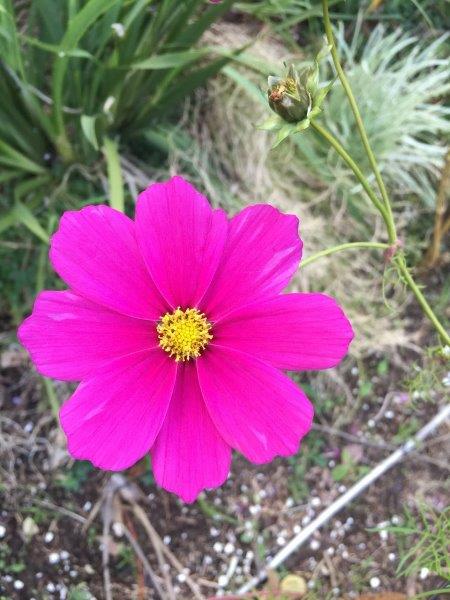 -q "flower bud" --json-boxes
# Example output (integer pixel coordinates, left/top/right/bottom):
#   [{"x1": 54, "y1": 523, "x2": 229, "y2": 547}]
[
  {"x1": 261, "y1": 45, "x2": 333, "y2": 147},
  {"x1": 267, "y1": 66, "x2": 311, "y2": 123}
]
